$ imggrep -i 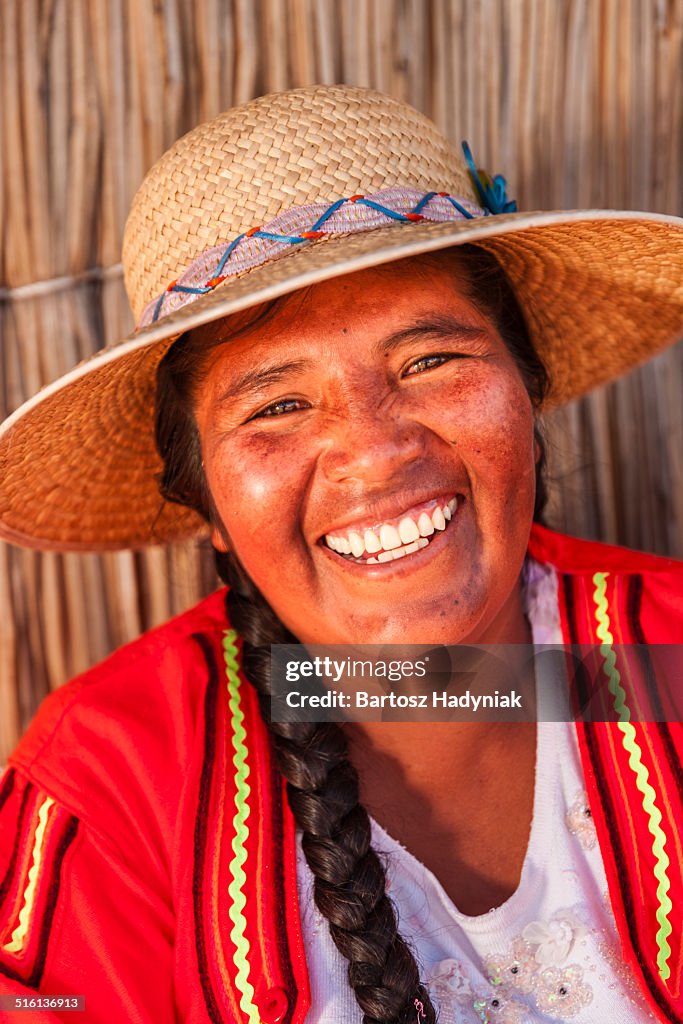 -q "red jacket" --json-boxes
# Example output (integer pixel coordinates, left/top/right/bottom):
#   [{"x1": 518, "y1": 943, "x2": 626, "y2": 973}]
[{"x1": 0, "y1": 525, "x2": 682, "y2": 1023}]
